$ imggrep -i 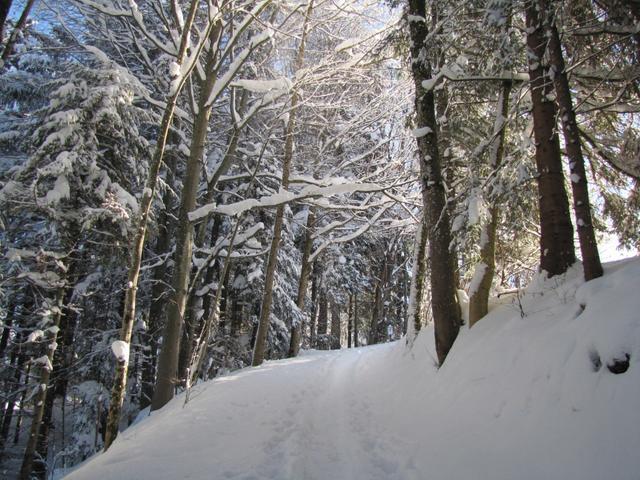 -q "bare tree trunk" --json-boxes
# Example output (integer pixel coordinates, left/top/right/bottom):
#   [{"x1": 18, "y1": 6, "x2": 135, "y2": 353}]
[
  {"x1": 309, "y1": 262, "x2": 319, "y2": 347},
  {"x1": 544, "y1": 0, "x2": 603, "y2": 281},
  {"x1": 408, "y1": 0, "x2": 460, "y2": 365},
  {"x1": 288, "y1": 208, "x2": 315, "y2": 357},
  {"x1": 1, "y1": 0, "x2": 33, "y2": 62},
  {"x1": 13, "y1": 362, "x2": 30, "y2": 446},
  {"x1": 525, "y1": 0, "x2": 576, "y2": 277},
  {"x1": 0, "y1": 300, "x2": 14, "y2": 358},
  {"x1": 347, "y1": 294, "x2": 353, "y2": 348},
  {"x1": 0, "y1": 0, "x2": 13, "y2": 47},
  {"x1": 469, "y1": 78, "x2": 512, "y2": 327},
  {"x1": 330, "y1": 297, "x2": 341, "y2": 350},
  {"x1": 407, "y1": 220, "x2": 427, "y2": 345},
  {"x1": 103, "y1": 0, "x2": 202, "y2": 450},
  {"x1": 317, "y1": 289, "x2": 328, "y2": 336},
  {"x1": 152, "y1": 19, "x2": 225, "y2": 411},
  {"x1": 140, "y1": 153, "x2": 177, "y2": 410},
  {"x1": 252, "y1": 0, "x2": 314, "y2": 367},
  {"x1": 353, "y1": 293, "x2": 359, "y2": 347},
  {"x1": 0, "y1": 349, "x2": 23, "y2": 454},
  {"x1": 19, "y1": 288, "x2": 64, "y2": 480}
]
